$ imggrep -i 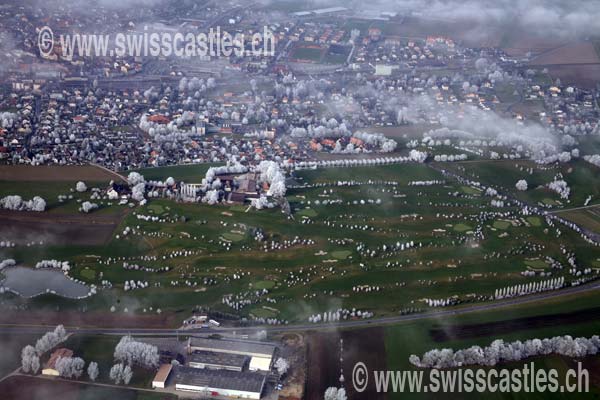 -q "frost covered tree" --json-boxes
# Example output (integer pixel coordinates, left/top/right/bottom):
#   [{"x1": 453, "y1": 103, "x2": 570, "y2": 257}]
[
  {"x1": 109, "y1": 363, "x2": 133, "y2": 385},
  {"x1": 409, "y1": 150, "x2": 428, "y2": 163},
  {"x1": 0, "y1": 259, "x2": 16, "y2": 270},
  {"x1": 75, "y1": 181, "x2": 87, "y2": 192},
  {"x1": 410, "y1": 334, "x2": 600, "y2": 368},
  {"x1": 21, "y1": 345, "x2": 40, "y2": 374},
  {"x1": 55, "y1": 356, "x2": 85, "y2": 379},
  {"x1": 131, "y1": 182, "x2": 146, "y2": 202},
  {"x1": 515, "y1": 179, "x2": 528, "y2": 191},
  {"x1": 324, "y1": 387, "x2": 347, "y2": 400},
  {"x1": 80, "y1": 201, "x2": 98, "y2": 213},
  {"x1": 201, "y1": 189, "x2": 220, "y2": 205},
  {"x1": 1, "y1": 195, "x2": 46, "y2": 212},
  {"x1": 54, "y1": 325, "x2": 67, "y2": 341},
  {"x1": 257, "y1": 161, "x2": 287, "y2": 198},
  {"x1": 267, "y1": 178, "x2": 287, "y2": 198},
  {"x1": 274, "y1": 357, "x2": 289, "y2": 375},
  {"x1": 29, "y1": 197, "x2": 46, "y2": 212},
  {"x1": 114, "y1": 336, "x2": 159, "y2": 369},
  {"x1": 33, "y1": 325, "x2": 68, "y2": 356},
  {"x1": 127, "y1": 172, "x2": 145, "y2": 186},
  {"x1": 251, "y1": 195, "x2": 273, "y2": 210},
  {"x1": 1, "y1": 195, "x2": 22, "y2": 210},
  {"x1": 87, "y1": 361, "x2": 99, "y2": 381}
]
